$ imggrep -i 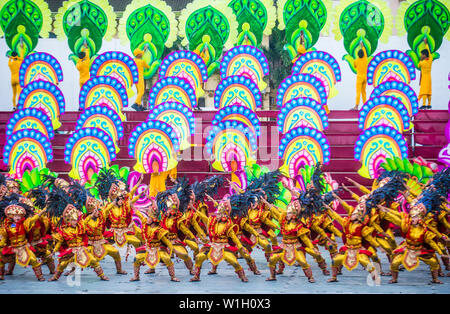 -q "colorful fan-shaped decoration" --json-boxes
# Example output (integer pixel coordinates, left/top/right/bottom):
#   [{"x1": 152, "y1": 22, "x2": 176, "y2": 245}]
[
  {"x1": 206, "y1": 120, "x2": 257, "y2": 172},
  {"x1": 6, "y1": 108, "x2": 54, "y2": 140},
  {"x1": 277, "y1": 97, "x2": 328, "y2": 134},
  {"x1": 148, "y1": 76, "x2": 197, "y2": 110},
  {"x1": 19, "y1": 52, "x2": 64, "y2": 87},
  {"x1": 128, "y1": 120, "x2": 180, "y2": 174},
  {"x1": 381, "y1": 157, "x2": 436, "y2": 196},
  {"x1": 220, "y1": 45, "x2": 269, "y2": 91},
  {"x1": 354, "y1": 125, "x2": 409, "y2": 179},
  {"x1": 54, "y1": 0, "x2": 117, "y2": 64},
  {"x1": 332, "y1": 0, "x2": 393, "y2": 72},
  {"x1": 119, "y1": 0, "x2": 178, "y2": 79},
  {"x1": 367, "y1": 50, "x2": 416, "y2": 87},
  {"x1": 90, "y1": 51, "x2": 139, "y2": 98},
  {"x1": 291, "y1": 51, "x2": 341, "y2": 99},
  {"x1": 126, "y1": 170, "x2": 153, "y2": 211},
  {"x1": 212, "y1": 105, "x2": 261, "y2": 138},
  {"x1": 64, "y1": 127, "x2": 117, "y2": 182},
  {"x1": 278, "y1": 127, "x2": 330, "y2": 178},
  {"x1": 396, "y1": 0, "x2": 450, "y2": 68},
  {"x1": 147, "y1": 102, "x2": 195, "y2": 151},
  {"x1": 359, "y1": 96, "x2": 411, "y2": 132},
  {"x1": 229, "y1": 0, "x2": 277, "y2": 47},
  {"x1": 0, "y1": 0, "x2": 51, "y2": 57},
  {"x1": 17, "y1": 80, "x2": 65, "y2": 130},
  {"x1": 159, "y1": 50, "x2": 208, "y2": 98},
  {"x1": 276, "y1": 73, "x2": 327, "y2": 108},
  {"x1": 370, "y1": 80, "x2": 419, "y2": 117},
  {"x1": 179, "y1": 0, "x2": 239, "y2": 76},
  {"x1": 277, "y1": 0, "x2": 332, "y2": 62},
  {"x1": 3, "y1": 129, "x2": 53, "y2": 180},
  {"x1": 214, "y1": 75, "x2": 262, "y2": 111},
  {"x1": 79, "y1": 76, "x2": 128, "y2": 121},
  {"x1": 75, "y1": 105, "x2": 124, "y2": 153}
]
